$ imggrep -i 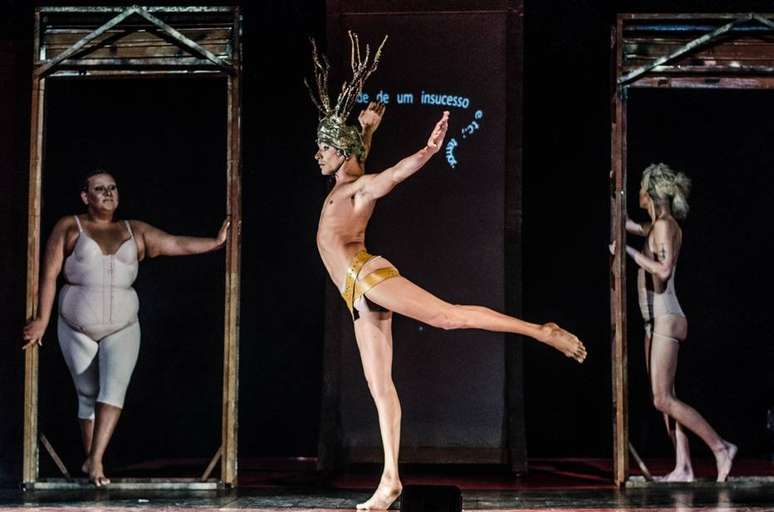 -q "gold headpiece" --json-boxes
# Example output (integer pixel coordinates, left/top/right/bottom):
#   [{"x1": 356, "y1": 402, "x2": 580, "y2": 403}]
[{"x1": 305, "y1": 31, "x2": 388, "y2": 161}]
